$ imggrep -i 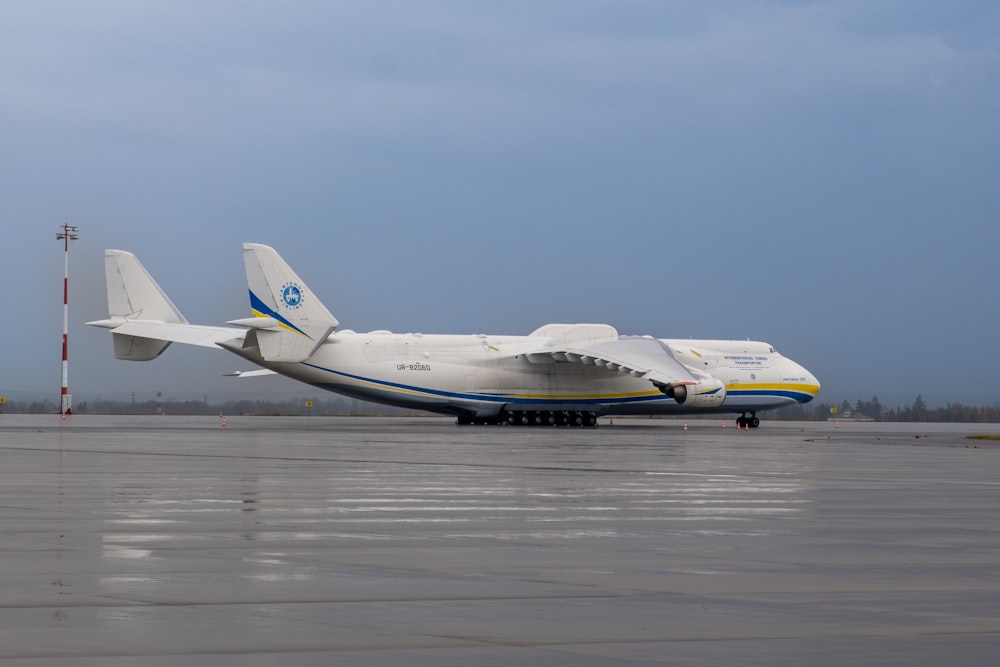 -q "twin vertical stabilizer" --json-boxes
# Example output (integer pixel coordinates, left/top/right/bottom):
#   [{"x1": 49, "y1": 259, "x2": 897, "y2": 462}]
[
  {"x1": 103, "y1": 249, "x2": 187, "y2": 360},
  {"x1": 240, "y1": 243, "x2": 338, "y2": 363}
]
